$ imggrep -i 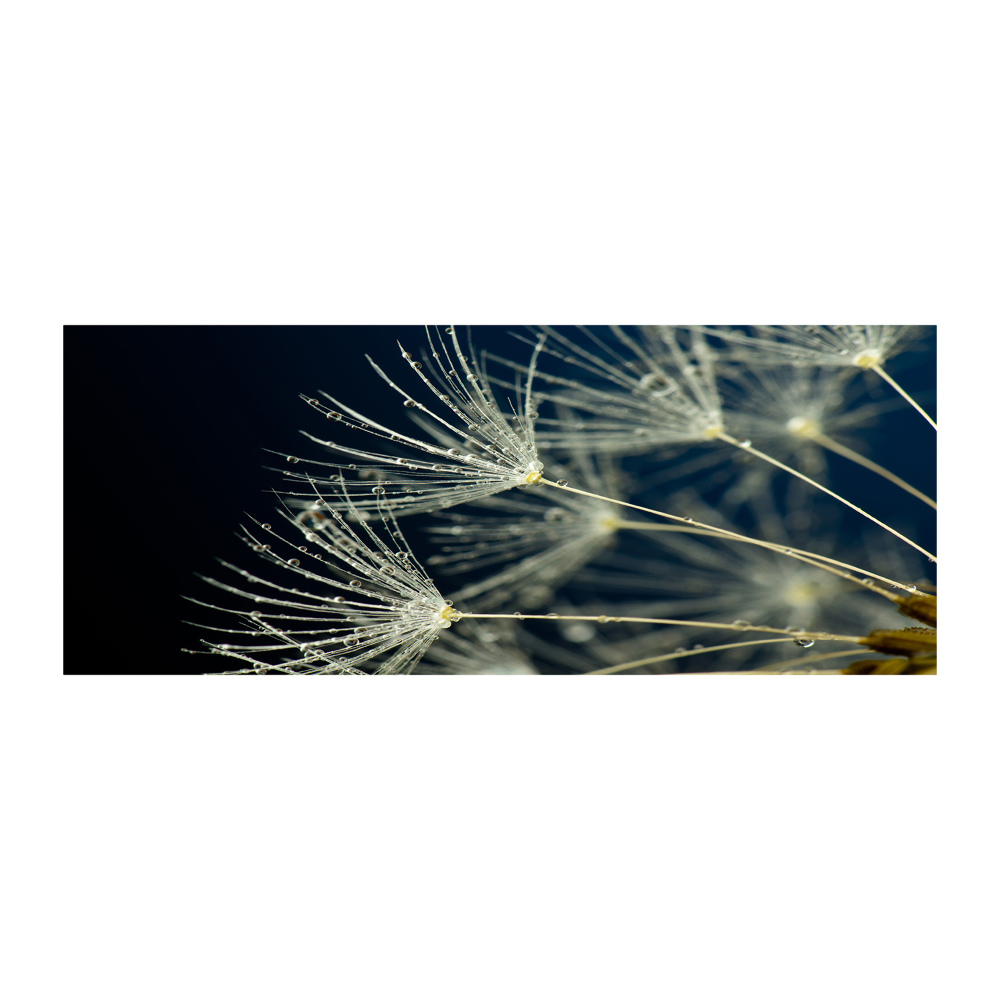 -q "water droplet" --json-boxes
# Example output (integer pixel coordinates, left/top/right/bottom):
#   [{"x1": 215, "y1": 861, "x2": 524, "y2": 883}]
[
  {"x1": 794, "y1": 637, "x2": 815, "y2": 648},
  {"x1": 404, "y1": 400, "x2": 417, "y2": 408},
  {"x1": 327, "y1": 412, "x2": 343, "y2": 421},
  {"x1": 332, "y1": 596, "x2": 346, "y2": 603},
  {"x1": 287, "y1": 455, "x2": 299, "y2": 463},
  {"x1": 390, "y1": 434, "x2": 401, "y2": 442},
  {"x1": 597, "y1": 615, "x2": 609, "y2": 624},
  {"x1": 411, "y1": 361, "x2": 423, "y2": 370},
  {"x1": 737, "y1": 439, "x2": 752, "y2": 448},
  {"x1": 732, "y1": 619, "x2": 751, "y2": 629},
  {"x1": 349, "y1": 580, "x2": 362, "y2": 588},
  {"x1": 343, "y1": 637, "x2": 359, "y2": 647},
  {"x1": 261, "y1": 523, "x2": 272, "y2": 530},
  {"x1": 862, "y1": 577, "x2": 873, "y2": 585},
  {"x1": 514, "y1": 611, "x2": 524, "y2": 619},
  {"x1": 544, "y1": 612, "x2": 559, "y2": 619},
  {"x1": 683, "y1": 517, "x2": 694, "y2": 523},
  {"x1": 556, "y1": 479, "x2": 568, "y2": 487},
  {"x1": 287, "y1": 558, "x2": 300, "y2": 566},
  {"x1": 443, "y1": 600, "x2": 454, "y2": 607},
  {"x1": 692, "y1": 644, "x2": 704, "y2": 650},
  {"x1": 447, "y1": 448, "x2": 461, "y2": 456}
]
